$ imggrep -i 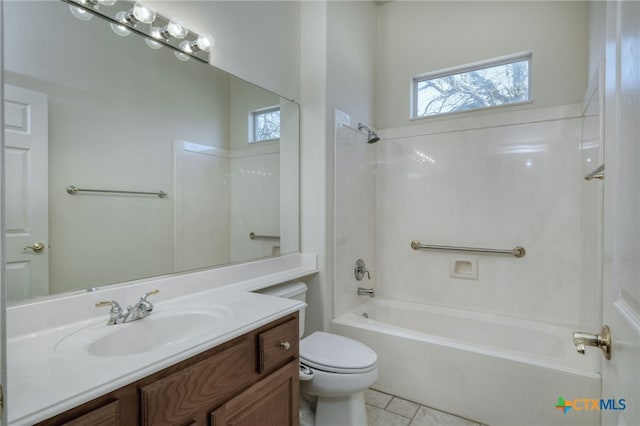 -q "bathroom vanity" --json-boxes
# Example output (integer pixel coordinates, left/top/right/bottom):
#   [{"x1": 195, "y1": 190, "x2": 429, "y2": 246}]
[
  {"x1": 36, "y1": 313, "x2": 299, "y2": 426},
  {"x1": 7, "y1": 282, "x2": 310, "y2": 425}
]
